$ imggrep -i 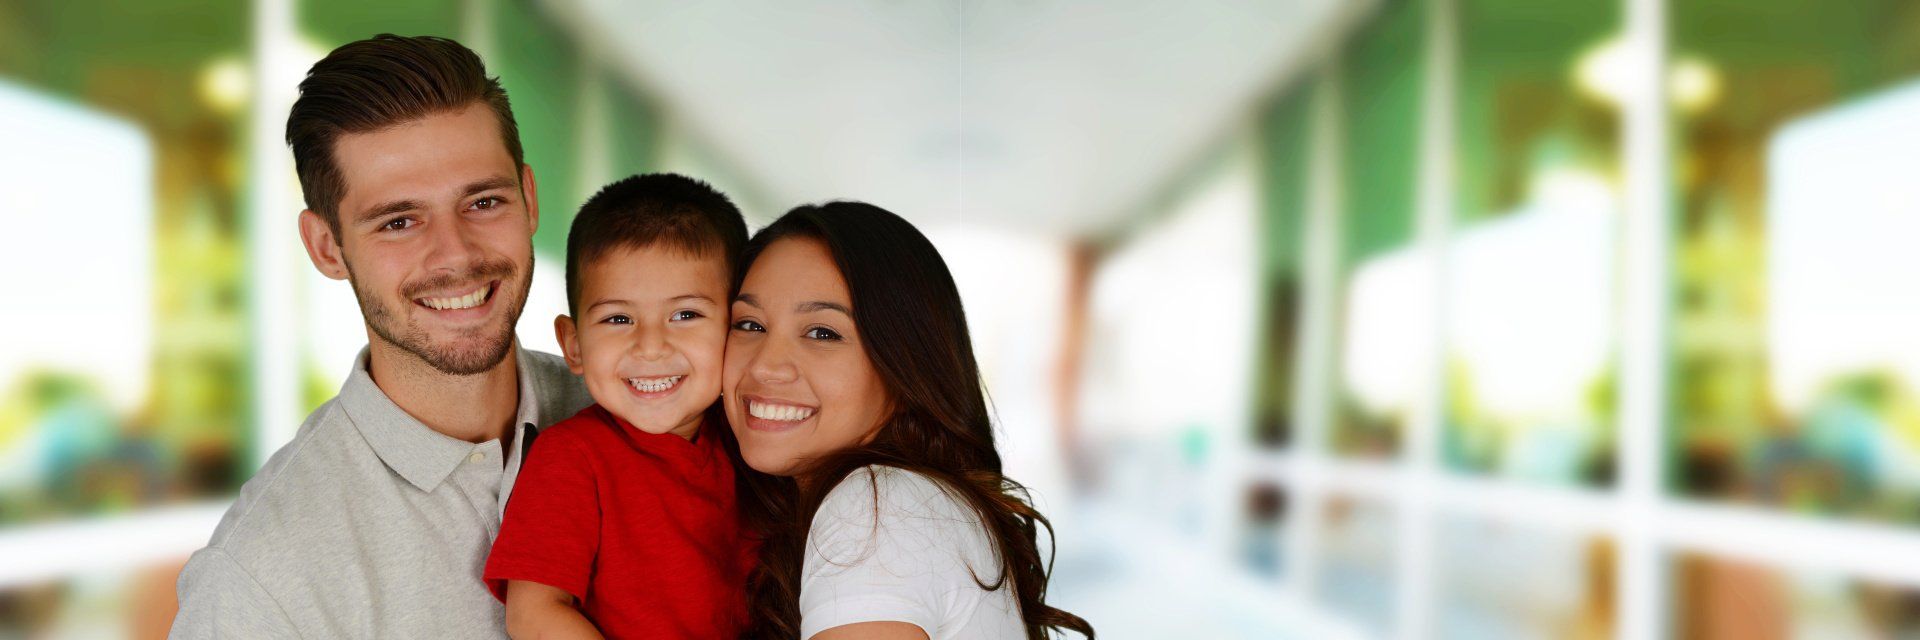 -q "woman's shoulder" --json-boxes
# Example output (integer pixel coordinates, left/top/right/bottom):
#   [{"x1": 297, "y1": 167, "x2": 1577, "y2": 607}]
[
  {"x1": 816, "y1": 465, "x2": 978, "y2": 526},
  {"x1": 808, "y1": 465, "x2": 996, "y2": 568}
]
